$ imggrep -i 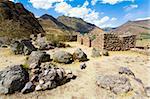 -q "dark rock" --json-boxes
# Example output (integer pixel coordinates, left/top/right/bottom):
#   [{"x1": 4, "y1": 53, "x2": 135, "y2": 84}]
[
  {"x1": 91, "y1": 48, "x2": 101, "y2": 57},
  {"x1": 1, "y1": 45, "x2": 8, "y2": 48},
  {"x1": 39, "y1": 43, "x2": 55, "y2": 50},
  {"x1": 119, "y1": 67, "x2": 135, "y2": 77},
  {"x1": 73, "y1": 48, "x2": 88, "y2": 62},
  {"x1": 145, "y1": 87, "x2": 150, "y2": 97},
  {"x1": 80, "y1": 63, "x2": 86, "y2": 69},
  {"x1": 27, "y1": 51, "x2": 50, "y2": 66},
  {"x1": 21, "y1": 82, "x2": 35, "y2": 94},
  {"x1": 30, "y1": 74, "x2": 39, "y2": 82},
  {"x1": 102, "y1": 50, "x2": 109, "y2": 56},
  {"x1": 21, "y1": 40, "x2": 37, "y2": 55},
  {"x1": 96, "y1": 75, "x2": 132, "y2": 94},
  {"x1": 11, "y1": 40, "x2": 36, "y2": 55},
  {"x1": 53, "y1": 51, "x2": 73, "y2": 64},
  {"x1": 0, "y1": 65, "x2": 29, "y2": 94},
  {"x1": 11, "y1": 41, "x2": 24, "y2": 54}
]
